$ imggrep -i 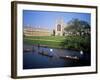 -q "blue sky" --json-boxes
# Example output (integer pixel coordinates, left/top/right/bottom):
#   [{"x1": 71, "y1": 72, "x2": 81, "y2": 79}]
[{"x1": 23, "y1": 10, "x2": 91, "y2": 30}]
